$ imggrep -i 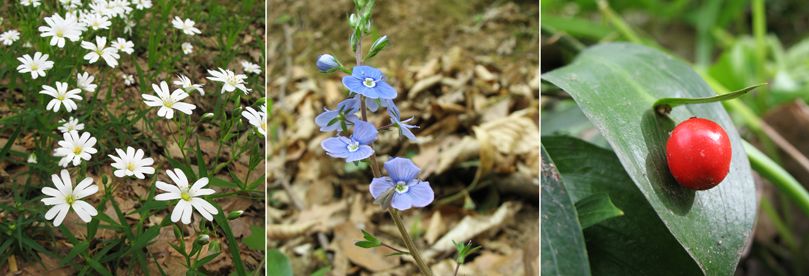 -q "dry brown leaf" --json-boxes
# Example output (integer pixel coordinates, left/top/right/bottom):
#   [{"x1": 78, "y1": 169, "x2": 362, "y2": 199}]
[
  {"x1": 267, "y1": 220, "x2": 317, "y2": 240},
  {"x1": 425, "y1": 201, "x2": 522, "y2": 259},
  {"x1": 333, "y1": 222, "x2": 400, "y2": 272},
  {"x1": 424, "y1": 211, "x2": 446, "y2": 245},
  {"x1": 408, "y1": 75, "x2": 443, "y2": 100}
]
